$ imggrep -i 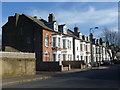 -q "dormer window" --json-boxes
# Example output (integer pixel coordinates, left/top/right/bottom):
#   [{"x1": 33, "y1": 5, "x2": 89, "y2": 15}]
[
  {"x1": 54, "y1": 22, "x2": 58, "y2": 31},
  {"x1": 58, "y1": 24, "x2": 67, "y2": 34},
  {"x1": 63, "y1": 25, "x2": 67, "y2": 34},
  {"x1": 79, "y1": 33, "x2": 82, "y2": 39}
]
